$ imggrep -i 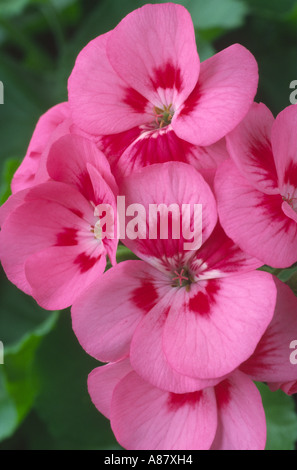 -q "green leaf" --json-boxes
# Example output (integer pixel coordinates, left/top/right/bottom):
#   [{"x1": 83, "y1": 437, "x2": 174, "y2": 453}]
[
  {"x1": 0, "y1": 0, "x2": 30, "y2": 17},
  {"x1": 0, "y1": 311, "x2": 58, "y2": 442},
  {"x1": 245, "y1": 0, "x2": 297, "y2": 18},
  {"x1": 257, "y1": 383, "x2": 297, "y2": 450},
  {"x1": 34, "y1": 313, "x2": 118, "y2": 449},
  {"x1": 0, "y1": 53, "x2": 50, "y2": 175},
  {"x1": 0, "y1": 267, "x2": 55, "y2": 347},
  {"x1": 0, "y1": 0, "x2": 76, "y2": 17},
  {"x1": 0, "y1": 157, "x2": 21, "y2": 204},
  {"x1": 180, "y1": 0, "x2": 249, "y2": 30},
  {"x1": 0, "y1": 372, "x2": 18, "y2": 441}
]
